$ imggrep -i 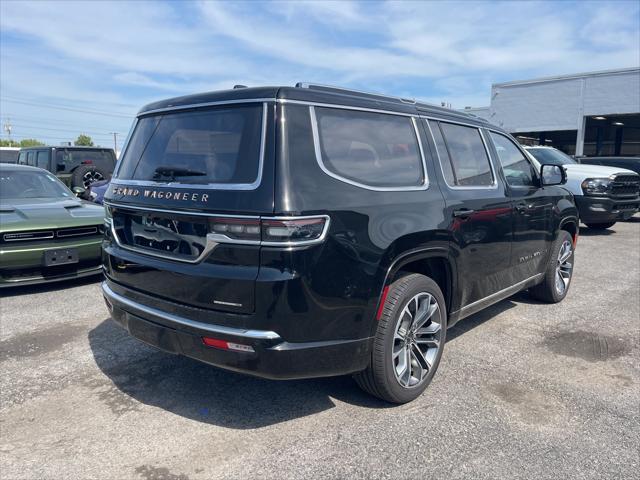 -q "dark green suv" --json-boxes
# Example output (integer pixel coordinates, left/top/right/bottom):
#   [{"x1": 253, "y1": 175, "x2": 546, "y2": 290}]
[{"x1": 18, "y1": 146, "x2": 117, "y2": 189}]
